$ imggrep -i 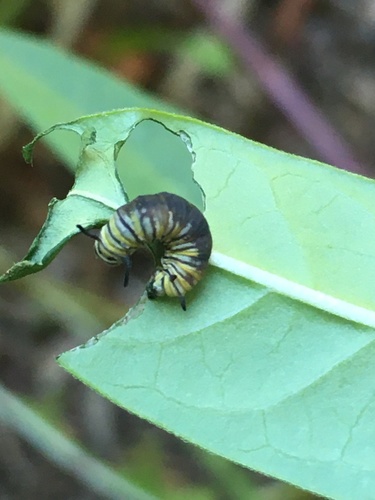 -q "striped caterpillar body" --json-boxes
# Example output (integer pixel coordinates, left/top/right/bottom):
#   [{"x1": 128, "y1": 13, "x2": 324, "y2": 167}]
[{"x1": 77, "y1": 192, "x2": 212, "y2": 310}]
